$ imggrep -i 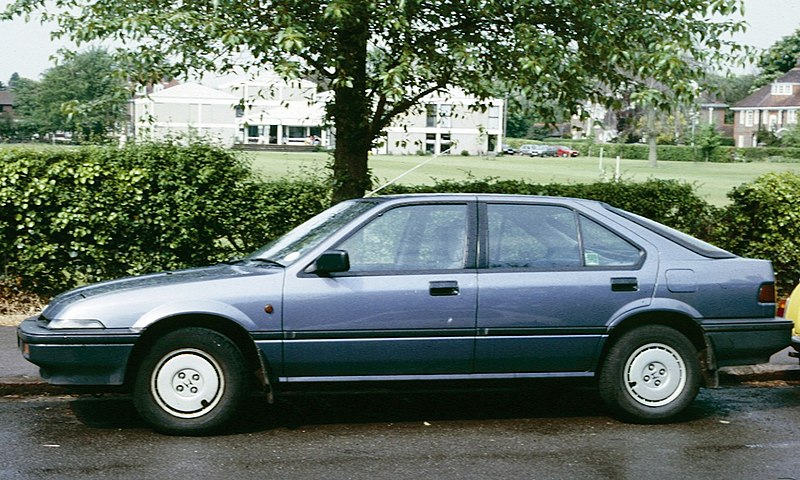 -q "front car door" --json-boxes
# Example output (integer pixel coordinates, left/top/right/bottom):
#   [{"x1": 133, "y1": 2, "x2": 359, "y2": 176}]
[{"x1": 281, "y1": 201, "x2": 478, "y2": 380}]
